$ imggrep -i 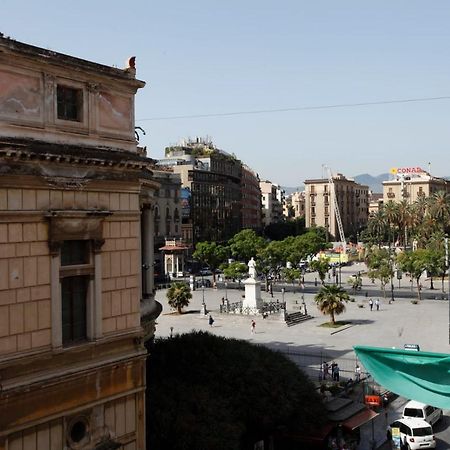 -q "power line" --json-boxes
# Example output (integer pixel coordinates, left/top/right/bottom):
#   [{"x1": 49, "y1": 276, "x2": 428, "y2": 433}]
[{"x1": 136, "y1": 95, "x2": 450, "y2": 122}]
